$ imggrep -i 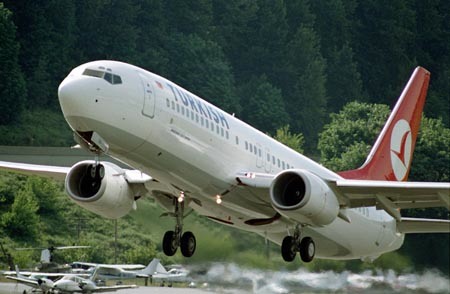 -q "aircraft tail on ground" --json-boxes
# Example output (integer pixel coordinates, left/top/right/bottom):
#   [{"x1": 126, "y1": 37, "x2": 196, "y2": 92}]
[
  {"x1": 139, "y1": 258, "x2": 167, "y2": 276},
  {"x1": 338, "y1": 67, "x2": 430, "y2": 181}
]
